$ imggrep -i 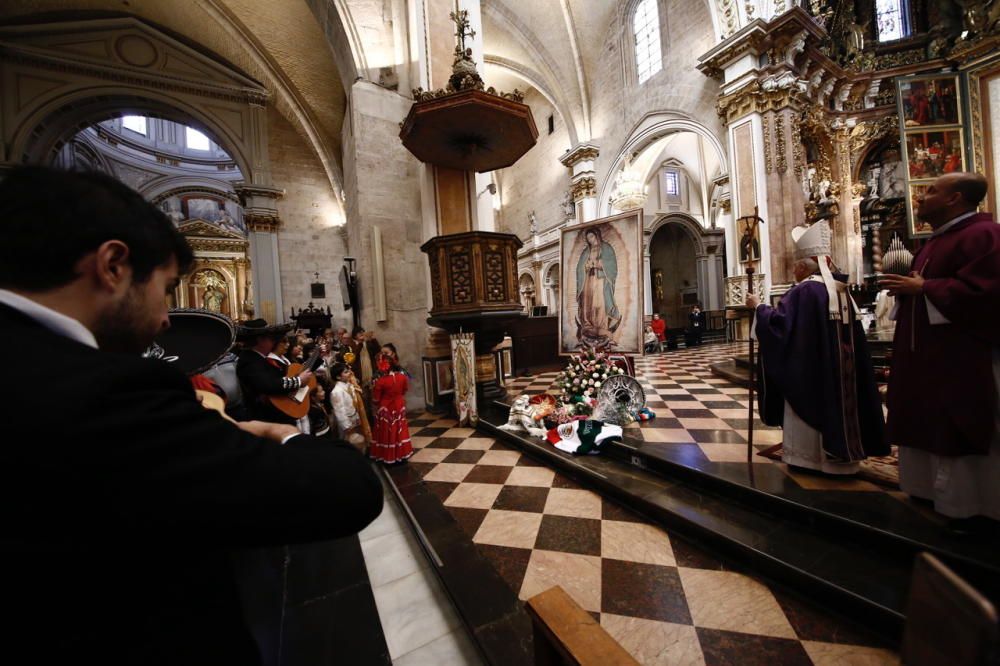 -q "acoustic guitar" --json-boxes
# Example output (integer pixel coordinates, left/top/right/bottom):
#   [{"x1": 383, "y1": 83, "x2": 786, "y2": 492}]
[{"x1": 268, "y1": 347, "x2": 321, "y2": 419}]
